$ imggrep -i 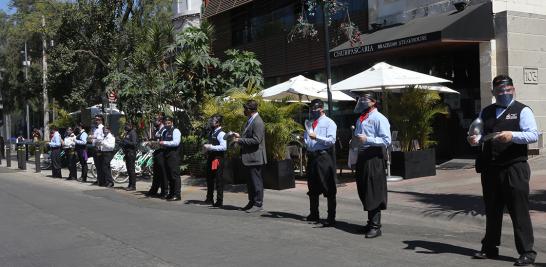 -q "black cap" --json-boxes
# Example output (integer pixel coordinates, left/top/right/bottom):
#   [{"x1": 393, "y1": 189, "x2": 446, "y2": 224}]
[
  {"x1": 310, "y1": 99, "x2": 324, "y2": 109},
  {"x1": 360, "y1": 92, "x2": 378, "y2": 102},
  {"x1": 492, "y1": 75, "x2": 513, "y2": 88},
  {"x1": 243, "y1": 100, "x2": 258, "y2": 111}
]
